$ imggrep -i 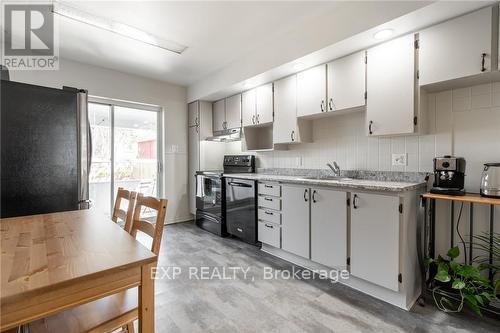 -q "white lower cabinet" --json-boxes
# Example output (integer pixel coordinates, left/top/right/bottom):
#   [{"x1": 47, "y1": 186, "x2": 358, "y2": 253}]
[
  {"x1": 310, "y1": 188, "x2": 347, "y2": 269},
  {"x1": 350, "y1": 192, "x2": 400, "y2": 291},
  {"x1": 258, "y1": 221, "x2": 281, "y2": 248},
  {"x1": 281, "y1": 185, "x2": 310, "y2": 258}
]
